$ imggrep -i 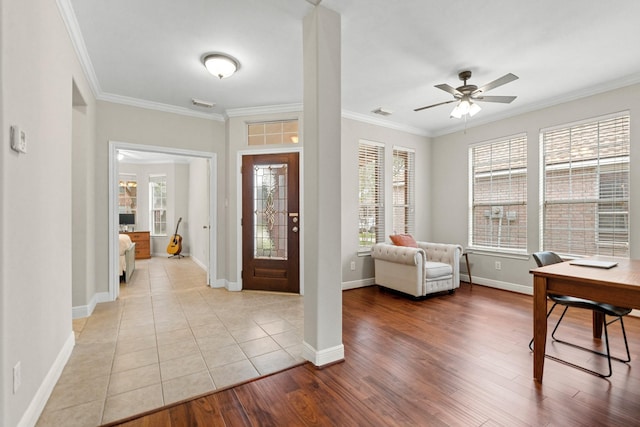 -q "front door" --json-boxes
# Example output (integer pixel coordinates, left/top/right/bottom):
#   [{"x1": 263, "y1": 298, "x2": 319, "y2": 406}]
[{"x1": 242, "y1": 152, "x2": 300, "y2": 293}]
